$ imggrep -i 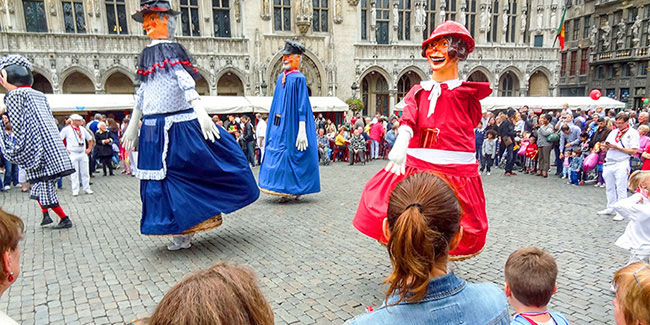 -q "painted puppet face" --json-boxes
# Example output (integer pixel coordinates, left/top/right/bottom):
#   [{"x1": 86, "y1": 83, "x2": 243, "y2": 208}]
[
  {"x1": 282, "y1": 54, "x2": 301, "y2": 71},
  {"x1": 425, "y1": 38, "x2": 459, "y2": 79},
  {"x1": 143, "y1": 13, "x2": 169, "y2": 40}
]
